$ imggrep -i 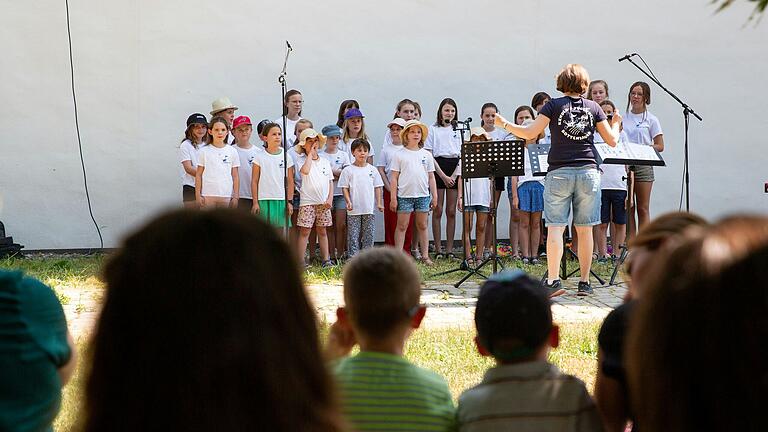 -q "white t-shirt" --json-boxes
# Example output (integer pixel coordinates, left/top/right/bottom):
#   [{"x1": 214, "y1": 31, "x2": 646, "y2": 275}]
[
  {"x1": 490, "y1": 127, "x2": 511, "y2": 141},
  {"x1": 338, "y1": 163, "x2": 384, "y2": 215},
  {"x1": 234, "y1": 144, "x2": 263, "y2": 199},
  {"x1": 320, "y1": 149, "x2": 351, "y2": 196},
  {"x1": 273, "y1": 116, "x2": 302, "y2": 147},
  {"x1": 179, "y1": 140, "x2": 206, "y2": 187},
  {"x1": 376, "y1": 144, "x2": 404, "y2": 178},
  {"x1": 425, "y1": 125, "x2": 462, "y2": 158},
  {"x1": 622, "y1": 110, "x2": 663, "y2": 146},
  {"x1": 198, "y1": 144, "x2": 240, "y2": 198},
  {"x1": 600, "y1": 164, "x2": 628, "y2": 191},
  {"x1": 339, "y1": 137, "x2": 376, "y2": 157},
  {"x1": 464, "y1": 177, "x2": 492, "y2": 207},
  {"x1": 382, "y1": 129, "x2": 394, "y2": 150},
  {"x1": 288, "y1": 146, "x2": 306, "y2": 193},
  {"x1": 299, "y1": 156, "x2": 333, "y2": 206},
  {"x1": 390, "y1": 147, "x2": 435, "y2": 198},
  {"x1": 254, "y1": 148, "x2": 294, "y2": 200}
]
